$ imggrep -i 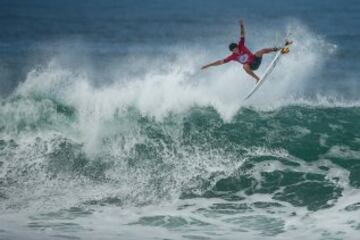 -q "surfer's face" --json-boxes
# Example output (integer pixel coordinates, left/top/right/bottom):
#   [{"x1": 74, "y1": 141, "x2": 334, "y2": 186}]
[{"x1": 232, "y1": 47, "x2": 239, "y2": 54}]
